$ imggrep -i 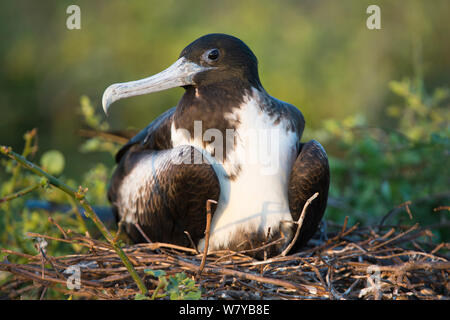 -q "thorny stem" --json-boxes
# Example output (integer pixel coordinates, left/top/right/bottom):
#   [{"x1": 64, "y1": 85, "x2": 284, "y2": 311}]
[
  {"x1": 0, "y1": 180, "x2": 46, "y2": 204},
  {"x1": 65, "y1": 195, "x2": 88, "y2": 234},
  {"x1": 0, "y1": 145, "x2": 148, "y2": 296},
  {"x1": 2, "y1": 129, "x2": 37, "y2": 240},
  {"x1": 6, "y1": 129, "x2": 37, "y2": 195}
]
